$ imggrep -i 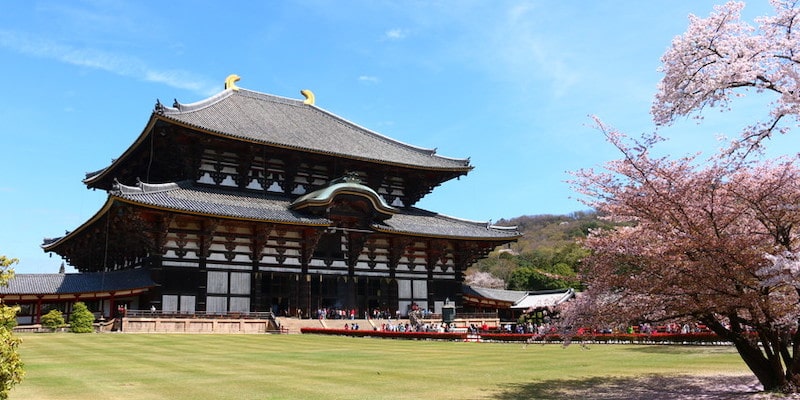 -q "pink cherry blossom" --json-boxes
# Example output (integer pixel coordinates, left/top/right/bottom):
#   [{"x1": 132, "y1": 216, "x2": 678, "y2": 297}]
[
  {"x1": 569, "y1": 117, "x2": 800, "y2": 392},
  {"x1": 654, "y1": 1, "x2": 800, "y2": 156}
]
